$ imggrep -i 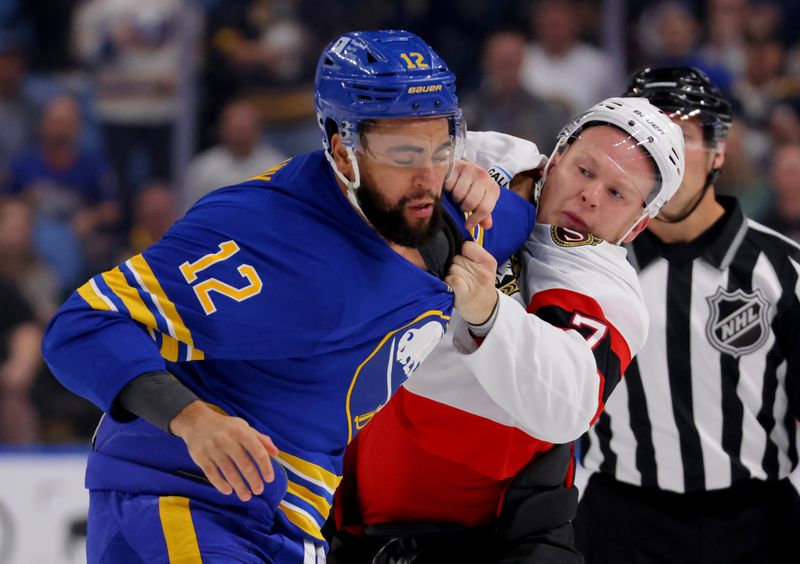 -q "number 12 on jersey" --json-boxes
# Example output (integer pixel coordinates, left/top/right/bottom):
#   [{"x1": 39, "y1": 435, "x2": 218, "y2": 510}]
[{"x1": 179, "y1": 240, "x2": 263, "y2": 315}]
